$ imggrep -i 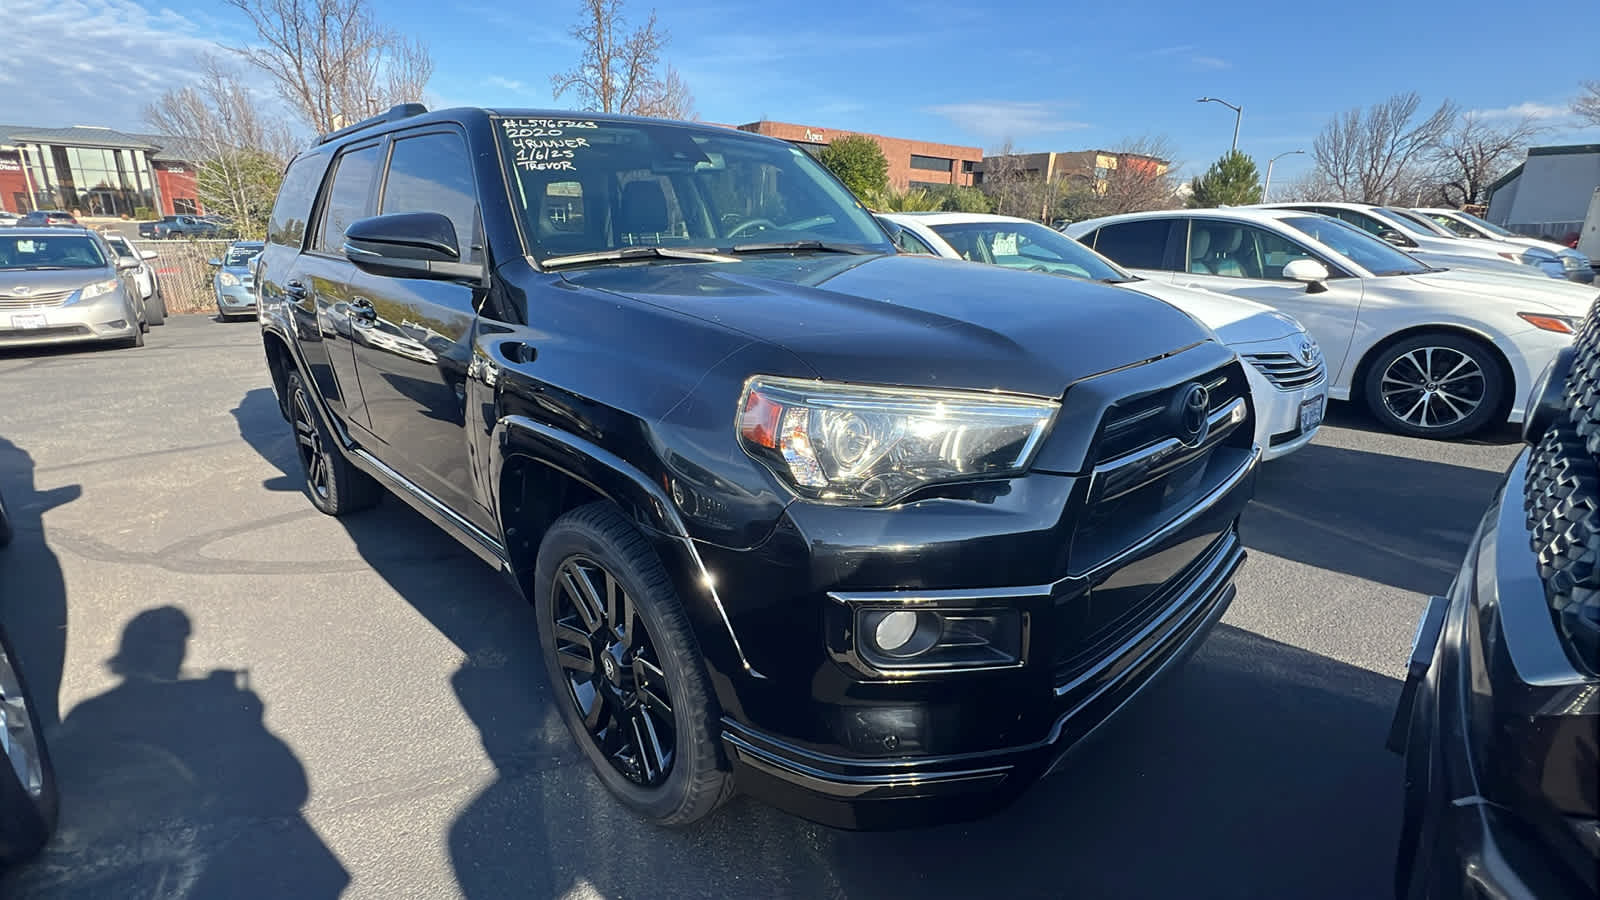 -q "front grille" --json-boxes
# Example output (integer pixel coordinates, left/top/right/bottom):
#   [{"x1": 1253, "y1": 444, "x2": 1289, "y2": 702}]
[
  {"x1": 1243, "y1": 350, "x2": 1326, "y2": 390},
  {"x1": 1093, "y1": 362, "x2": 1248, "y2": 463},
  {"x1": 0, "y1": 290, "x2": 73, "y2": 310}
]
